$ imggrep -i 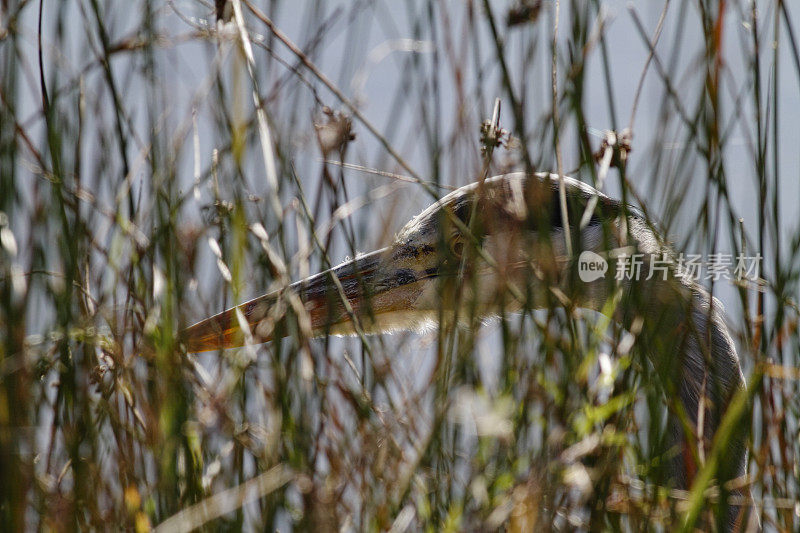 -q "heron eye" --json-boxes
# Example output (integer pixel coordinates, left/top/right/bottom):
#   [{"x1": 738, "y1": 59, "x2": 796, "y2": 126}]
[{"x1": 449, "y1": 236, "x2": 465, "y2": 259}]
